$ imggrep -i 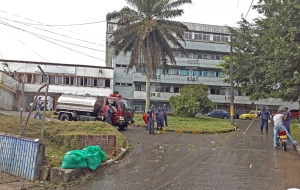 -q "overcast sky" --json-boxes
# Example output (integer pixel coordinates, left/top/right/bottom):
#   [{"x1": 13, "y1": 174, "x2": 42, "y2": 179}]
[{"x1": 0, "y1": 0, "x2": 260, "y2": 67}]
